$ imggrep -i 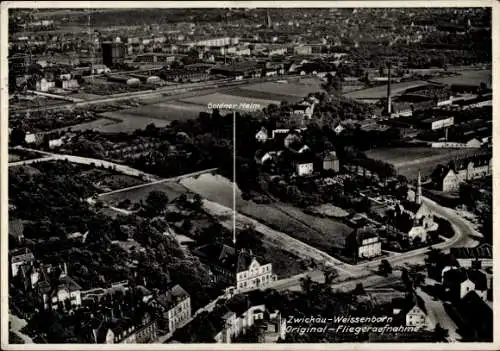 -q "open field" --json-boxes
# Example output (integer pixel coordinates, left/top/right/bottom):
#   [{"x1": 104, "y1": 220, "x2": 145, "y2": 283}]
[
  {"x1": 366, "y1": 147, "x2": 483, "y2": 180},
  {"x1": 239, "y1": 78, "x2": 324, "y2": 98},
  {"x1": 428, "y1": 69, "x2": 491, "y2": 86},
  {"x1": 236, "y1": 200, "x2": 352, "y2": 256},
  {"x1": 254, "y1": 239, "x2": 307, "y2": 278},
  {"x1": 180, "y1": 173, "x2": 234, "y2": 209},
  {"x1": 46, "y1": 117, "x2": 121, "y2": 133},
  {"x1": 228, "y1": 87, "x2": 302, "y2": 103},
  {"x1": 179, "y1": 92, "x2": 279, "y2": 107},
  {"x1": 100, "y1": 181, "x2": 189, "y2": 205},
  {"x1": 99, "y1": 111, "x2": 172, "y2": 132},
  {"x1": 344, "y1": 80, "x2": 429, "y2": 100},
  {"x1": 181, "y1": 173, "x2": 353, "y2": 256}
]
